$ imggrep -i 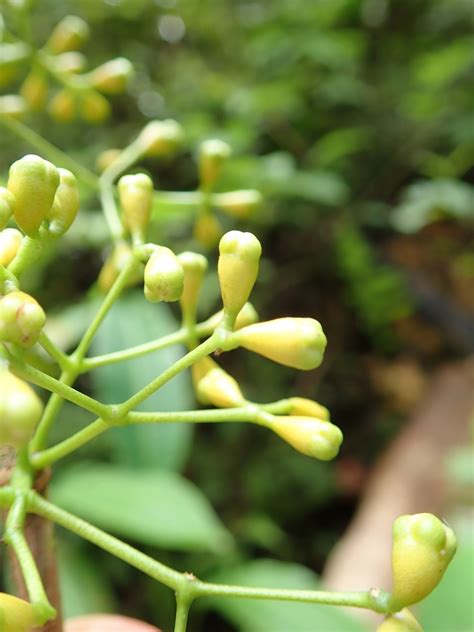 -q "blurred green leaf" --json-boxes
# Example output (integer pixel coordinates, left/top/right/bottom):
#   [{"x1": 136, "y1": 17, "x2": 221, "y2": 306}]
[
  {"x1": 203, "y1": 559, "x2": 368, "y2": 632},
  {"x1": 91, "y1": 291, "x2": 194, "y2": 471},
  {"x1": 51, "y1": 463, "x2": 233, "y2": 553}
]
